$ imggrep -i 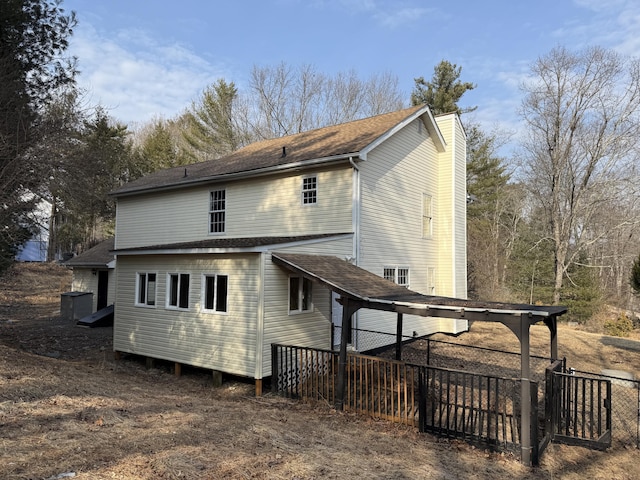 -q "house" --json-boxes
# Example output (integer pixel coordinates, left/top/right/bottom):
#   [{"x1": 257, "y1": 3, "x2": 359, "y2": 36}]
[
  {"x1": 15, "y1": 194, "x2": 52, "y2": 262},
  {"x1": 64, "y1": 237, "x2": 116, "y2": 313},
  {"x1": 109, "y1": 104, "x2": 467, "y2": 394}
]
